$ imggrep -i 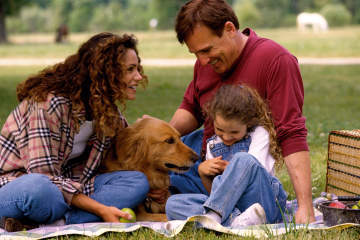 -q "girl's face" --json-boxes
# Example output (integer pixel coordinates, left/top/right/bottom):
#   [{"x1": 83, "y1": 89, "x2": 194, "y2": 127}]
[
  {"x1": 122, "y1": 49, "x2": 143, "y2": 100},
  {"x1": 213, "y1": 114, "x2": 247, "y2": 146}
]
